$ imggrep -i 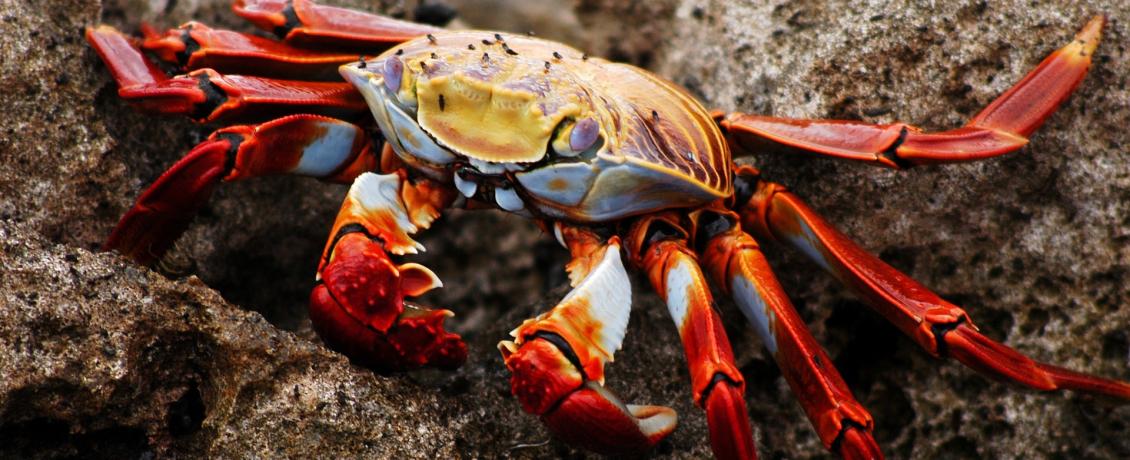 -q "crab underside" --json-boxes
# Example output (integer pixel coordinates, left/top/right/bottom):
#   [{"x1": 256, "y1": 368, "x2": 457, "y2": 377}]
[{"x1": 85, "y1": 1, "x2": 1125, "y2": 458}]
